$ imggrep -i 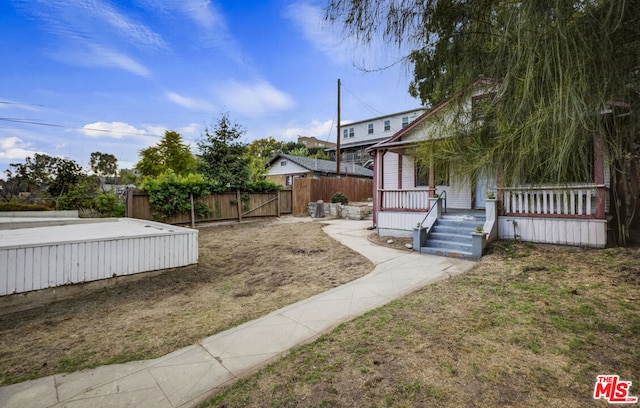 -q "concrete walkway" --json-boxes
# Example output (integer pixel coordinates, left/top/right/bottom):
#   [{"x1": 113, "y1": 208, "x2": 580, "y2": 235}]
[{"x1": 0, "y1": 219, "x2": 475, "y2": 408}]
